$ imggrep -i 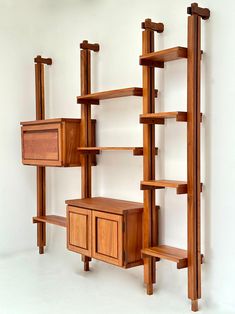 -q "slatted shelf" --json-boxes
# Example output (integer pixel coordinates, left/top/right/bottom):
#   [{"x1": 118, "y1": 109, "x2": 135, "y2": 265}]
[
  {"x1": 142, "y1": 245, "x2": 188, "y2": 269},
  {"x1": 33, "y1": 215, "x2": 67, "y2": 228},
  {"x1": 140, "y1": 111, "x2": 188, "y2": 124},
  {"x1": 140, "y1": 46, "x2": 188, "y2": 67},
  {"x1": 77, "y1": 147, "x2": 158, "y2": 156},
  {"x1": 77, "y1": 87, "x2": 158, "y2": 104}
]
